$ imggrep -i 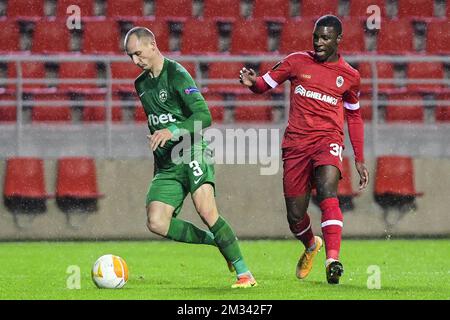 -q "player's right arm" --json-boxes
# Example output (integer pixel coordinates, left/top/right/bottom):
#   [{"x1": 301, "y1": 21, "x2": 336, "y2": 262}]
[{"x1": 240, "y1": 57, "x2": 292, "y2": 94}]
